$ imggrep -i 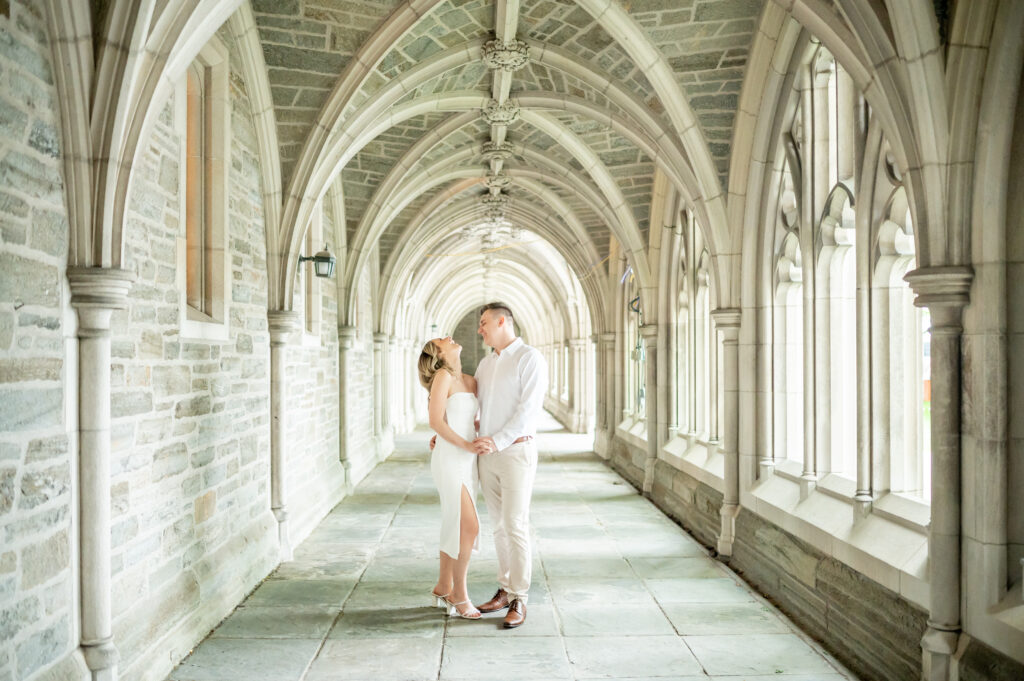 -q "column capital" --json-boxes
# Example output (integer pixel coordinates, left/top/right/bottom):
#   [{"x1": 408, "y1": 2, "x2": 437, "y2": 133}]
[
  {"x1": 569, "y1": 337, "x2": 589, "y2": 348},
  {"x1": 905, "y1": 266, "x2": 972, "y2": 314},
  {"x1": 373, "y1": 332, "x2": 388, "y2": 346},
  {"x1": 69, "y1": 267, "x2": 135, "y2": 338},
  {"x1": 599, "y1": 332, "x2": 616, "y2": 343},
  {"x1": 267, "y1": 310, "x2": 300, "y2": 345},
  {"x1": 711, "y1": 308, "x2": 741, "y2": 341},
  {"x1": 68, "y1": 267, "x2": 135, "y2": 310},
  {"x1": 338, "y1": 325, "x2": 358, "y2": 349}
]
